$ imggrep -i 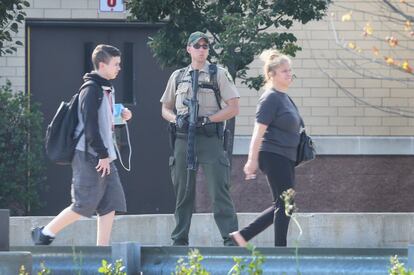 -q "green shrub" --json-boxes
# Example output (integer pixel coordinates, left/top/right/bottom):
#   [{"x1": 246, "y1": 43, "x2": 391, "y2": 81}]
[
  {"x1": 0, "y1": 80, "x2": 46, "y2": 215},
  {"x1": 389, "y1": 255, "x2": 414, "y2": 275},
  {"x1": 229, "y1": 244, "x2": 266, "y2": 275},
  {"x1": 175, "y1": 249, "x2": 210, "y2": 275},
  {"x1": 98, "y1": 259, "x2": 127, "y2": 275}
]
